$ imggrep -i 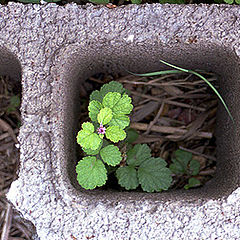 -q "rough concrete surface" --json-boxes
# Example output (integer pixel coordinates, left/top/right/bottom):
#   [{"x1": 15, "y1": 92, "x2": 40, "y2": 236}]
[{"x1": 0, "y1": 2, "x2": 239, "y2": 239}]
